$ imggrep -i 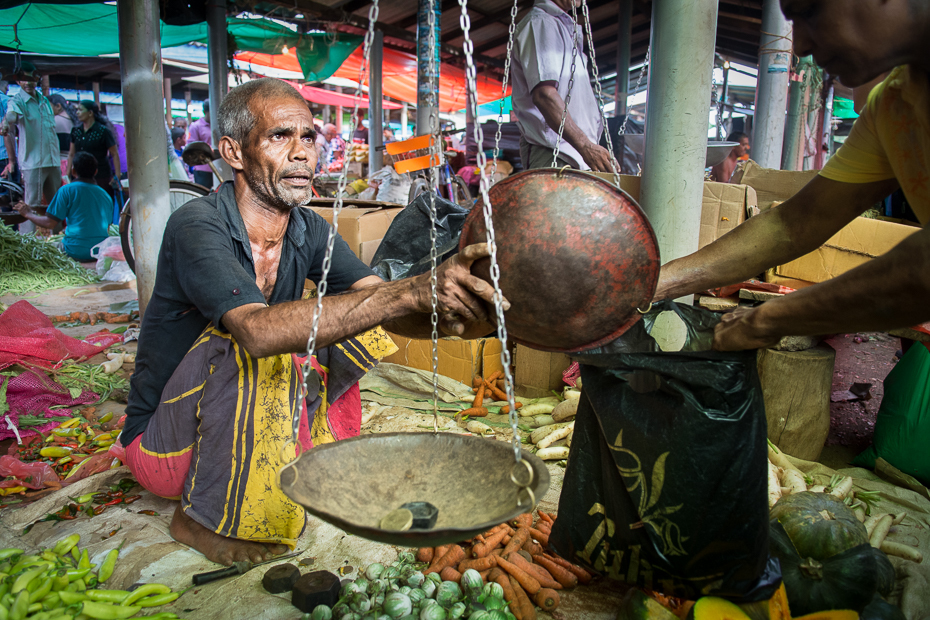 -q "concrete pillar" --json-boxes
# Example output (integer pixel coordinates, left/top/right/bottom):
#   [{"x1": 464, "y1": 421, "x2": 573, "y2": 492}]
[
  {"x1": 752, "y1": 0, "x2": 792, "y2": 169},
  {"x1": 639, "y1": 0, "x2": 718, "y2": 273},
  {"x1": 207, "y1": 0, "x2": 229, "y2": 184},
  {"x1": 401, "y1": 103, "x2": 408, "y2": 138},
  {"x1": 92, "y1": 82, "x2": 100, "y2": 107},
  {"x1": 369, "y1": 31, "x2": 384, "y2": 172},
  {"x1": 184, "y1": 89, "x2": 192, "y2": 127},
  {"x1": 782, "y1": 56, "x2": 811, "y2": 171},
  {"x1": 614, "y1": 1, "x2": 632, "y2": 117},
  {"x1": 164, "y1": 77, "x2": 173, "y2": 126},
  {"x1": 117, "y1": 0, "x2": 172, "y2": 315},
  {"x1": 416, "y1": 0, "x2": 440, "y2": 134}
]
